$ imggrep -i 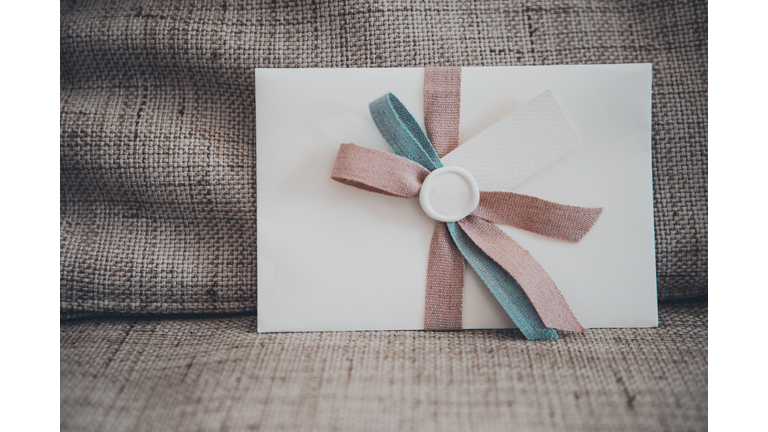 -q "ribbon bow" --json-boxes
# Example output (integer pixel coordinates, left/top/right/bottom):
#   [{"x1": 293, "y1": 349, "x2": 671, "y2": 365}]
[{"x1": 331, "y1": 67, "x2": 602, "y2": 340}]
